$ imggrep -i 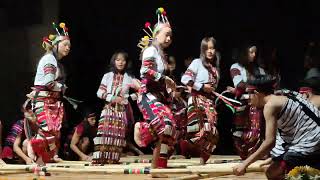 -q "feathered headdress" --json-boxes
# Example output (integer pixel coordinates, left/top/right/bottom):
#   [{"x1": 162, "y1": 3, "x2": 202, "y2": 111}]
[
  {"x1": 42, "y1": 22, "x2": 70, "y2": 49},
  {"x1": 137, "y1": 7, "x2": 171, "y2": 50}
]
